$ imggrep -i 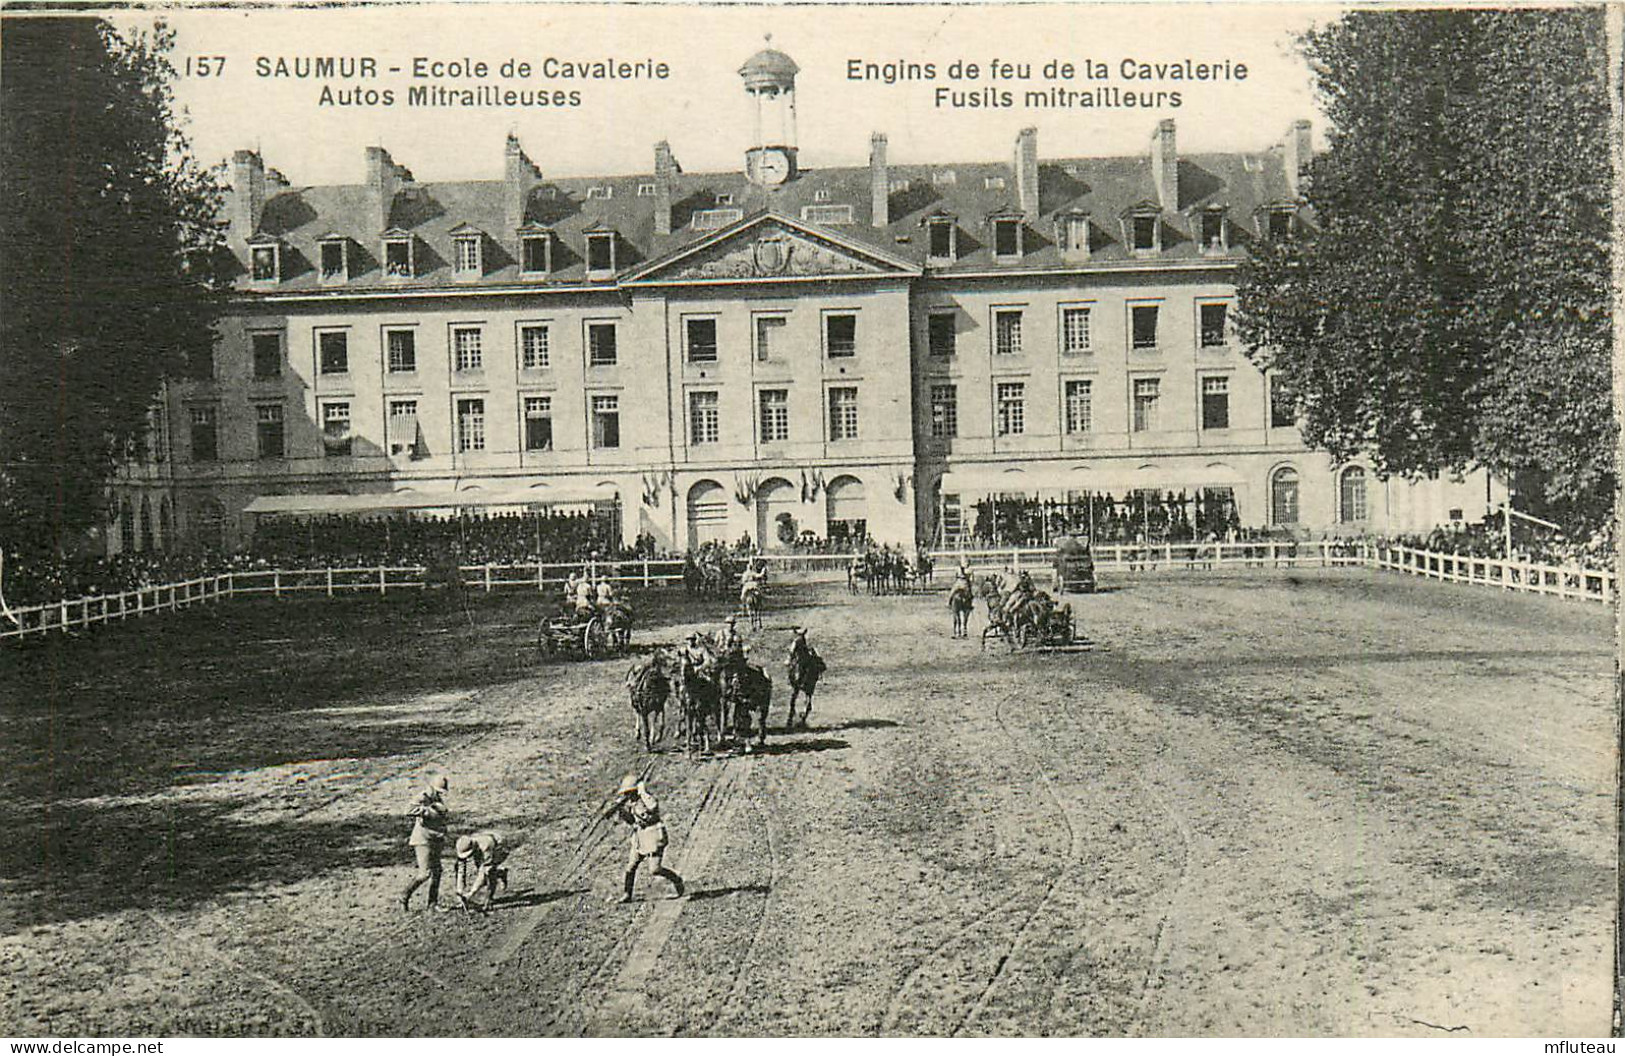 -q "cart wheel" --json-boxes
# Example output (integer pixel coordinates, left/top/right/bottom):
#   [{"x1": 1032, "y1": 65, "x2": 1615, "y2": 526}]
[{"x1": 584, "y1": 617, "x2": 608, "y2": 659}]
